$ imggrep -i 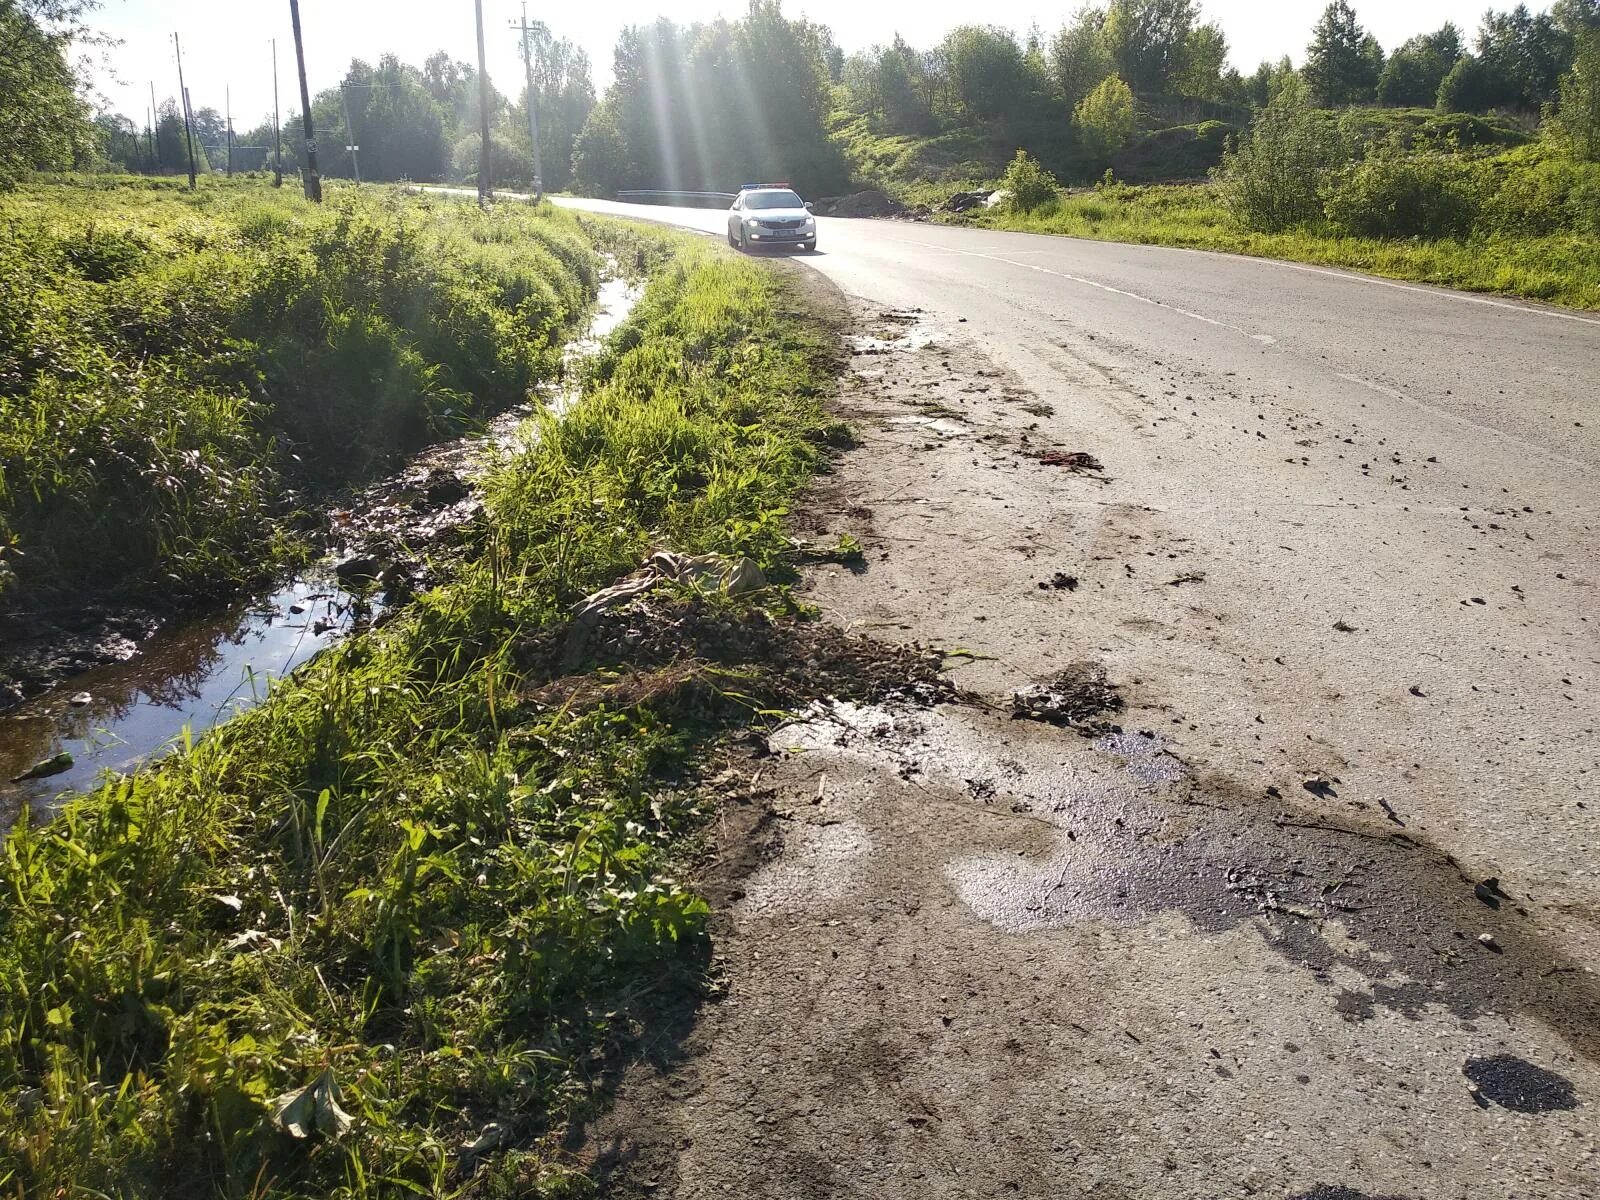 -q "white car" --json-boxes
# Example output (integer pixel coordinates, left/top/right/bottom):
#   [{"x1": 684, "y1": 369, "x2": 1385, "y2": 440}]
[{"x1": 727, "y1": 186, "x2": 816, "y2": 253}]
